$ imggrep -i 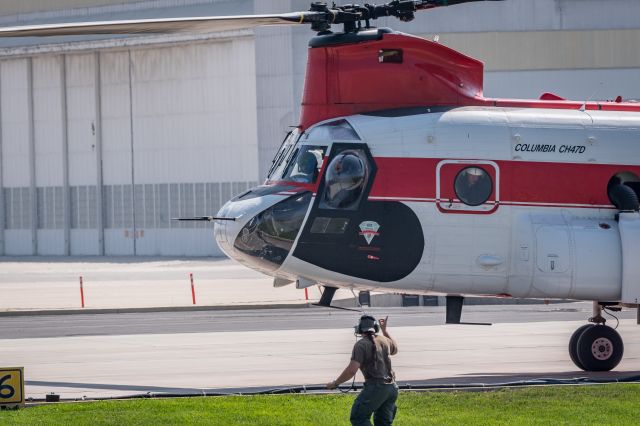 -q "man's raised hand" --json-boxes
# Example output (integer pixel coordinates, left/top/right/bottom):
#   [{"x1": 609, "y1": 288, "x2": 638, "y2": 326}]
[{"x1": 379, "y1": 316, "x2": 389, "y2": 332}]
